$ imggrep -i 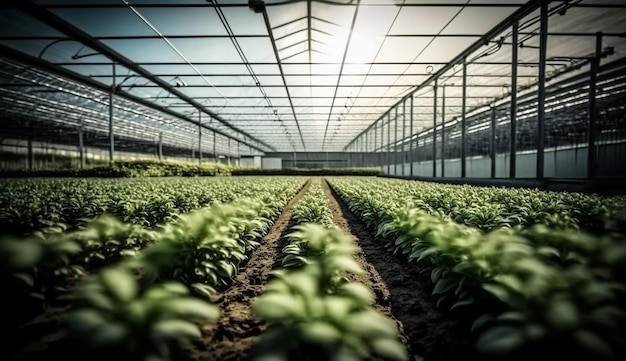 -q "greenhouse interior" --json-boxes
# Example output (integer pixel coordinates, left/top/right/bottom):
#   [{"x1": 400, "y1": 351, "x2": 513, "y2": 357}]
[
  {"x1": 2, "y1": 1, "x2": 626, "y2": 361},
  {"x1": 1, "y1": 0, "x2": 625, "y2": 190}
]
